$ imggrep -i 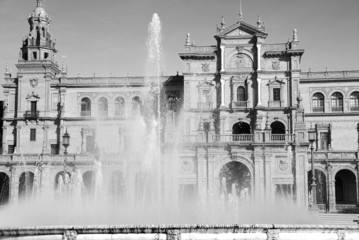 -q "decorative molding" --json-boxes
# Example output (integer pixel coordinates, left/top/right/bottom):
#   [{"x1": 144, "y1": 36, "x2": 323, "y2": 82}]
[{"x1": 29, "y1": 78, "x2": 38, "y2": 88}]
